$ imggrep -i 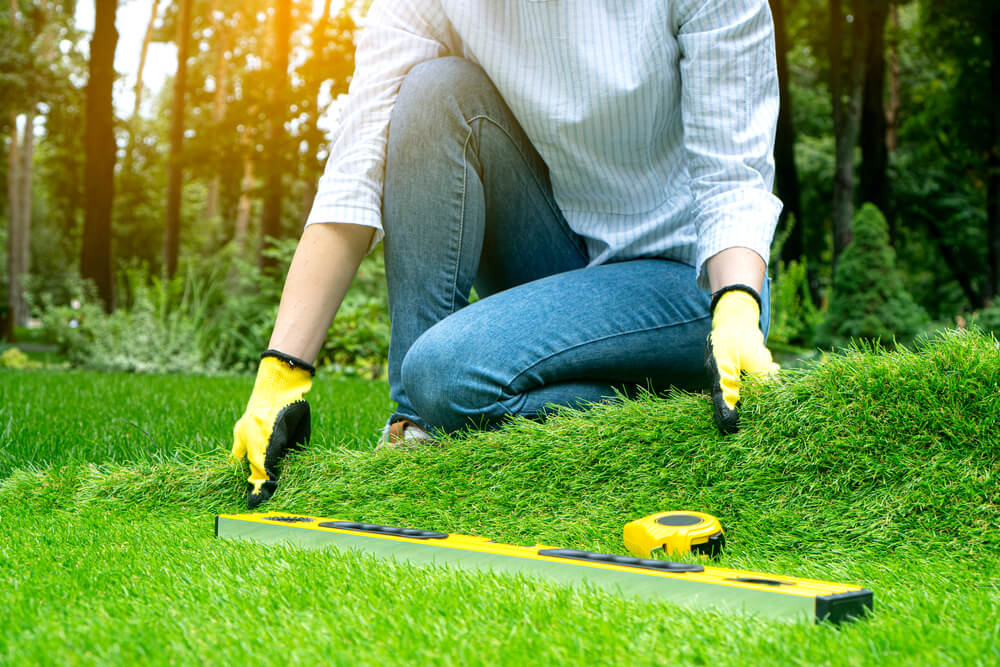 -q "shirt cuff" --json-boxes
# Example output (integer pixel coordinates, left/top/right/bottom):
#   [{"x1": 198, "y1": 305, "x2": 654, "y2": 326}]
[
  {"x1": 304, "y1": 204, "x2": 385, "y2": 255},
  {"x1": 694, "y1": 189, "x2": 783, "y2": 290}
]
